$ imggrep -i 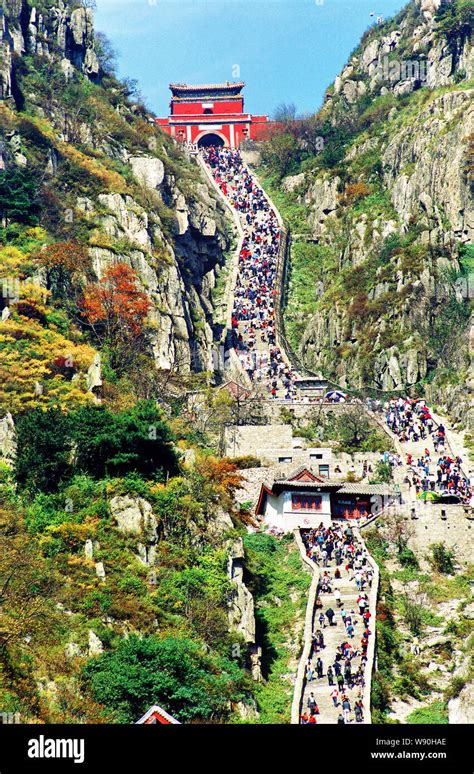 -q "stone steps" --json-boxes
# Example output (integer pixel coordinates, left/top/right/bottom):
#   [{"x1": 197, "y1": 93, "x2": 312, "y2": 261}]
[{"x1": 301, "y1": 551, "x2": 372, "y2": 725}]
